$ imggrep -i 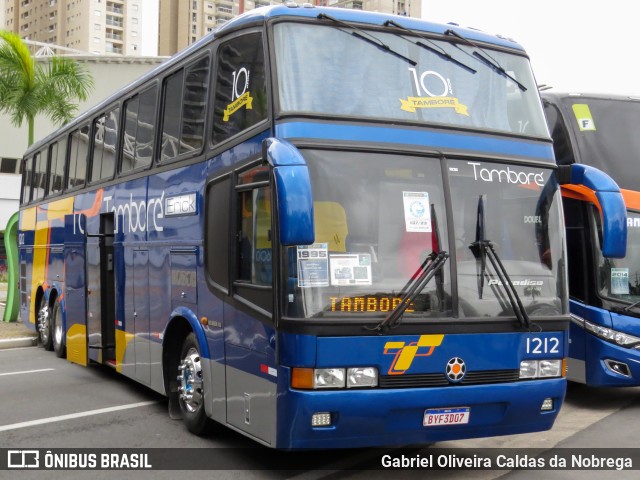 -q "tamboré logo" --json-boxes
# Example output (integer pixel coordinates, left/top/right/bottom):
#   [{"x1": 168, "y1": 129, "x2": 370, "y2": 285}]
[{"x1": 383, "y1": 334, "x2": 444, "y2": 375}]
